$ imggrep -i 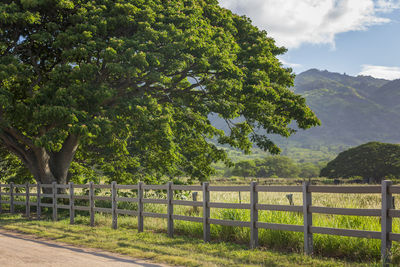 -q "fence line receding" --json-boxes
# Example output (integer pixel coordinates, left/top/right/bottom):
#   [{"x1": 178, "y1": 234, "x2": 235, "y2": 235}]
[{"x1": 0, "y1": 180, "x2": 399, "y2": 265}]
